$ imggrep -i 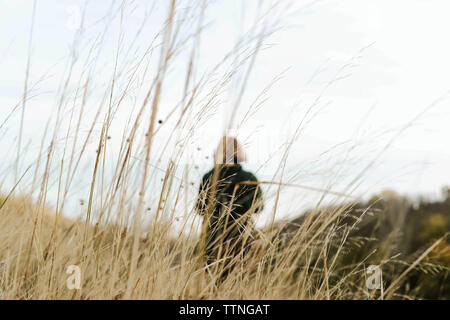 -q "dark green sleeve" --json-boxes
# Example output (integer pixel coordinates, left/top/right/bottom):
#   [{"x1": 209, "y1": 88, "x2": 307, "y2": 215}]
[
  {"x1": 254, "y1": 182, "x2": 264, "y2": 213},
  {"x1": 250, "y1": 174, "x2": 264, "y2": 213},
  {"x1": 238, "y1": 172, "x2": 264, "y2": 214}
]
